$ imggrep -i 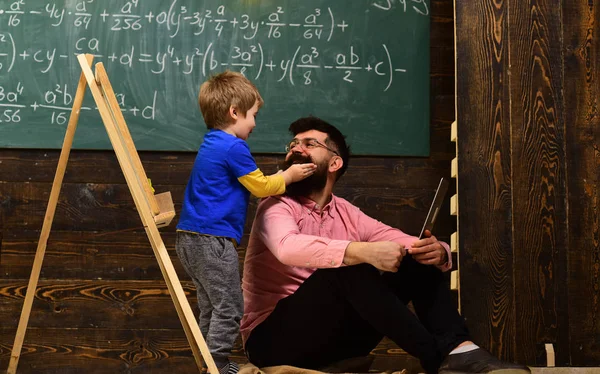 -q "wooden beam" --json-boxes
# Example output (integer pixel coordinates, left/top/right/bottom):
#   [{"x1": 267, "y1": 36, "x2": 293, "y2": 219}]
[
  {"x1": 77, "y1": 54, "x2": 216, "y2": 373},
  {"x1": 94, "y1": 63, "x2": 160, "y2": 216},
  {"x1": 7, "y1": 54, "x2": 95, "y2": 374}
]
